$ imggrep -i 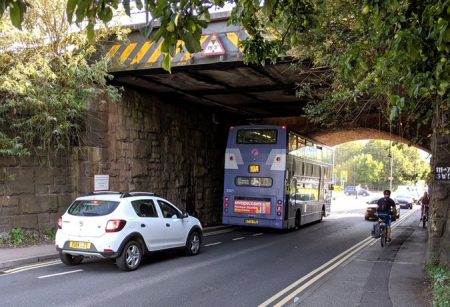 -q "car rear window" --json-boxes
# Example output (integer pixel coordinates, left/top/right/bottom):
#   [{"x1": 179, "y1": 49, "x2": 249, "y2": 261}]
[{"x1": 68, "y1": 200, "x2": 120, "y2": 216}]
